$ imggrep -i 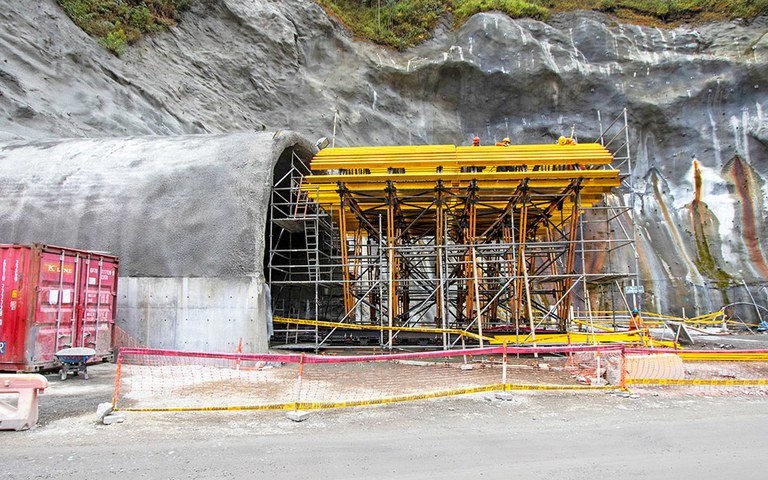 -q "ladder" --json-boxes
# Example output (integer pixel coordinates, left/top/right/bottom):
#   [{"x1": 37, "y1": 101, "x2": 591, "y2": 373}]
[{"x1": 304, "y1": 215, "x2": 319, "y2": 284}]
